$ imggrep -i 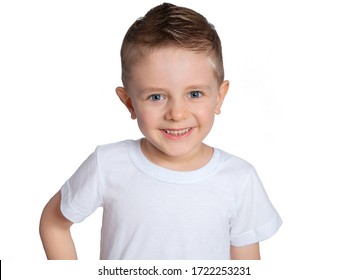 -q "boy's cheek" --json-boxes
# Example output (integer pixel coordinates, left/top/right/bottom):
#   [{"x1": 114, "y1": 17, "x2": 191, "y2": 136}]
[{"x1": 135, "y1": 112, "x2": 157, "y2": 127}]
